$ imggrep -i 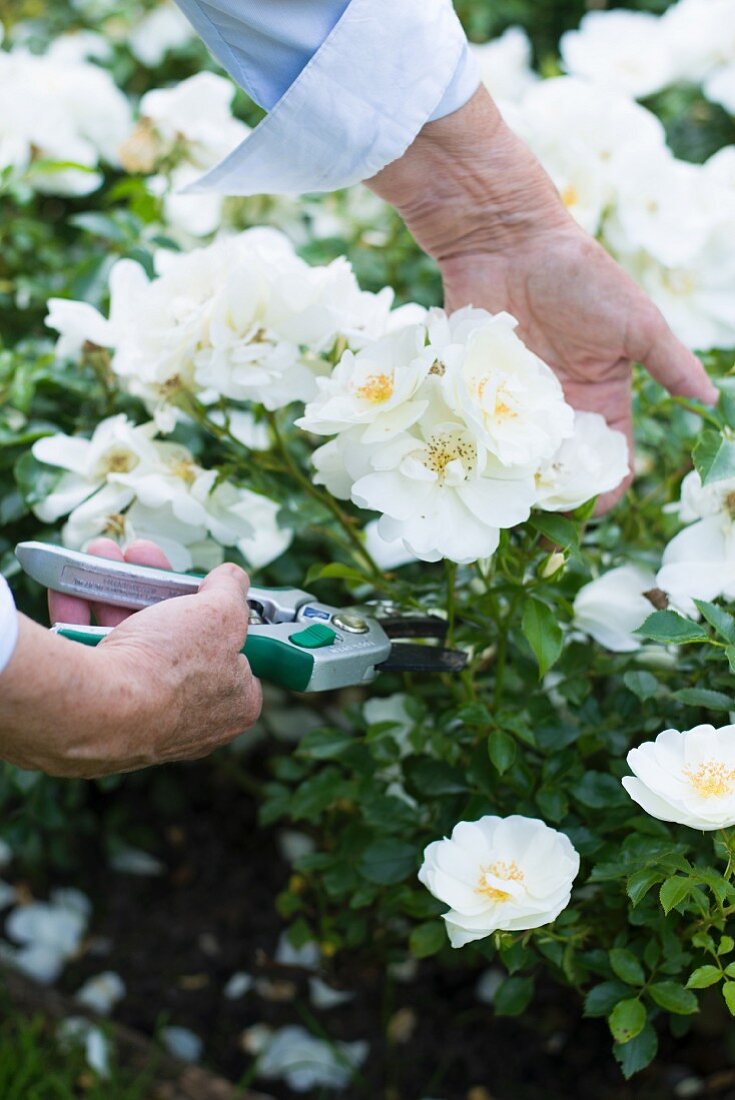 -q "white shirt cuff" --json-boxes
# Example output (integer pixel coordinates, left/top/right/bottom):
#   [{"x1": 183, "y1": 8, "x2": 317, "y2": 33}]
[
  {"x1": 0, "y1": 576, "x2": 19, "y2": 678},
  {"x1": 429, "y1": 40, "x2": 481, "y2": 121},
  {"x1": 183, "y1": 0, "x2": 476, "y2": 197}
]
